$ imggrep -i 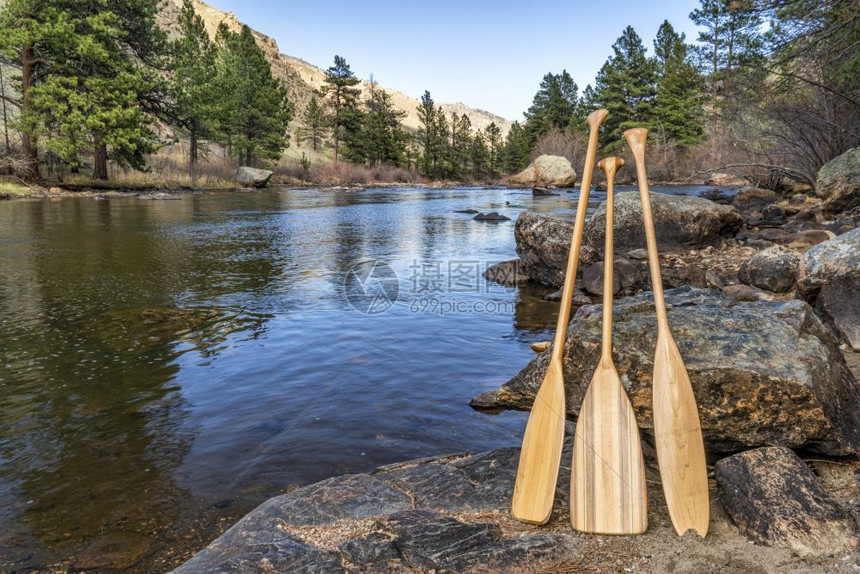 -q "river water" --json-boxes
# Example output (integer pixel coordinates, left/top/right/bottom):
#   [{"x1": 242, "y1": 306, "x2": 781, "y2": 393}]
[{"x1": 0, "y1": 184, "x2": 718, "y2": 571}]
